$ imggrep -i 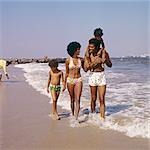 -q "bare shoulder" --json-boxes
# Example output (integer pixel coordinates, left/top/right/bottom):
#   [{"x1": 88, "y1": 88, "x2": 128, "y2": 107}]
[
  {"x1": 104, "y1": 49, "x2": 108, "y2": 53},
  {"x1": 66, "y1": 57, "x2": 70, "y2": 61},
  {"x1": 49, "y1": 70, "x2": 52, "y2": 77},
  {"x1": 78, "y1": 56, "x2": 84, "y2": 62},
  {"x1": 65, "y1": 57, "x2": 70, "y2": 64},
  {"x1": 49, "y1": 70, "x2": 52, "y2": 74}
]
